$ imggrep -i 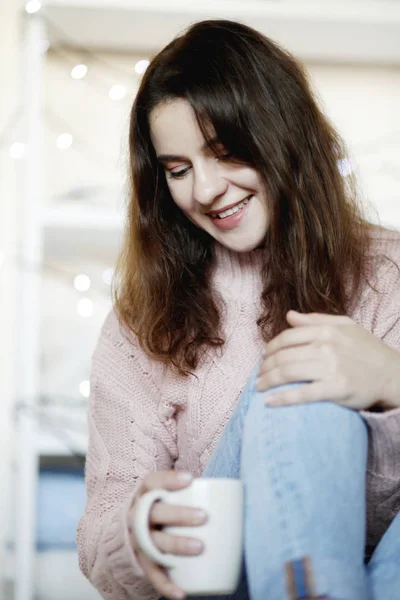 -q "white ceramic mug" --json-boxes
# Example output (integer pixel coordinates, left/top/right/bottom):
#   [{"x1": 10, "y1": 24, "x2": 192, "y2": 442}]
[{"x1": 133, "y1": 477, "x2": 244, "y2": 596}]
